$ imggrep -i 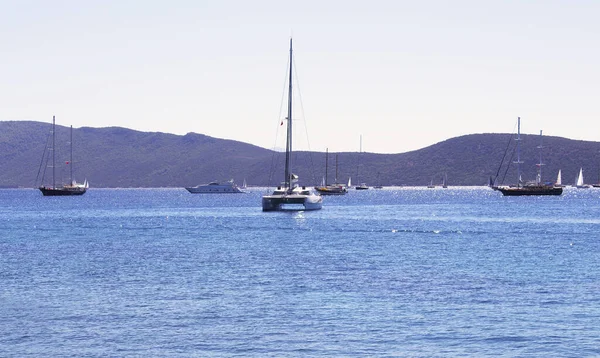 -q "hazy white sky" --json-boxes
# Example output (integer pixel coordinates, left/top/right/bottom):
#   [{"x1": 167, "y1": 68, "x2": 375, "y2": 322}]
[{"x1": 2, "y1": 0, "x2": 599, "y2": 153}]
